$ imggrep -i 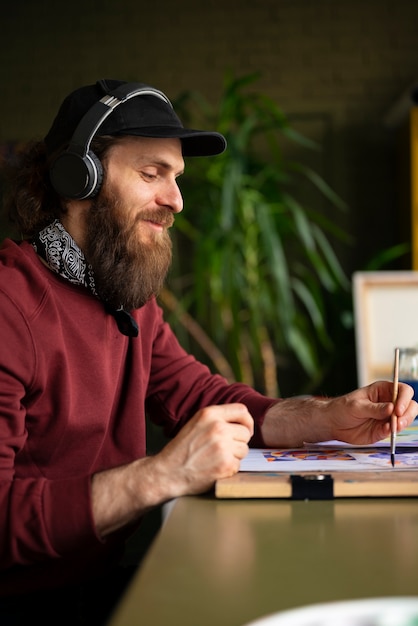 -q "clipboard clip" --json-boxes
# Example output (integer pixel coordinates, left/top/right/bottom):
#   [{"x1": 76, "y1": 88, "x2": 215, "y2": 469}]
[{"x1": 290, "y1": 474, "x2": 334, "y2": 500}]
